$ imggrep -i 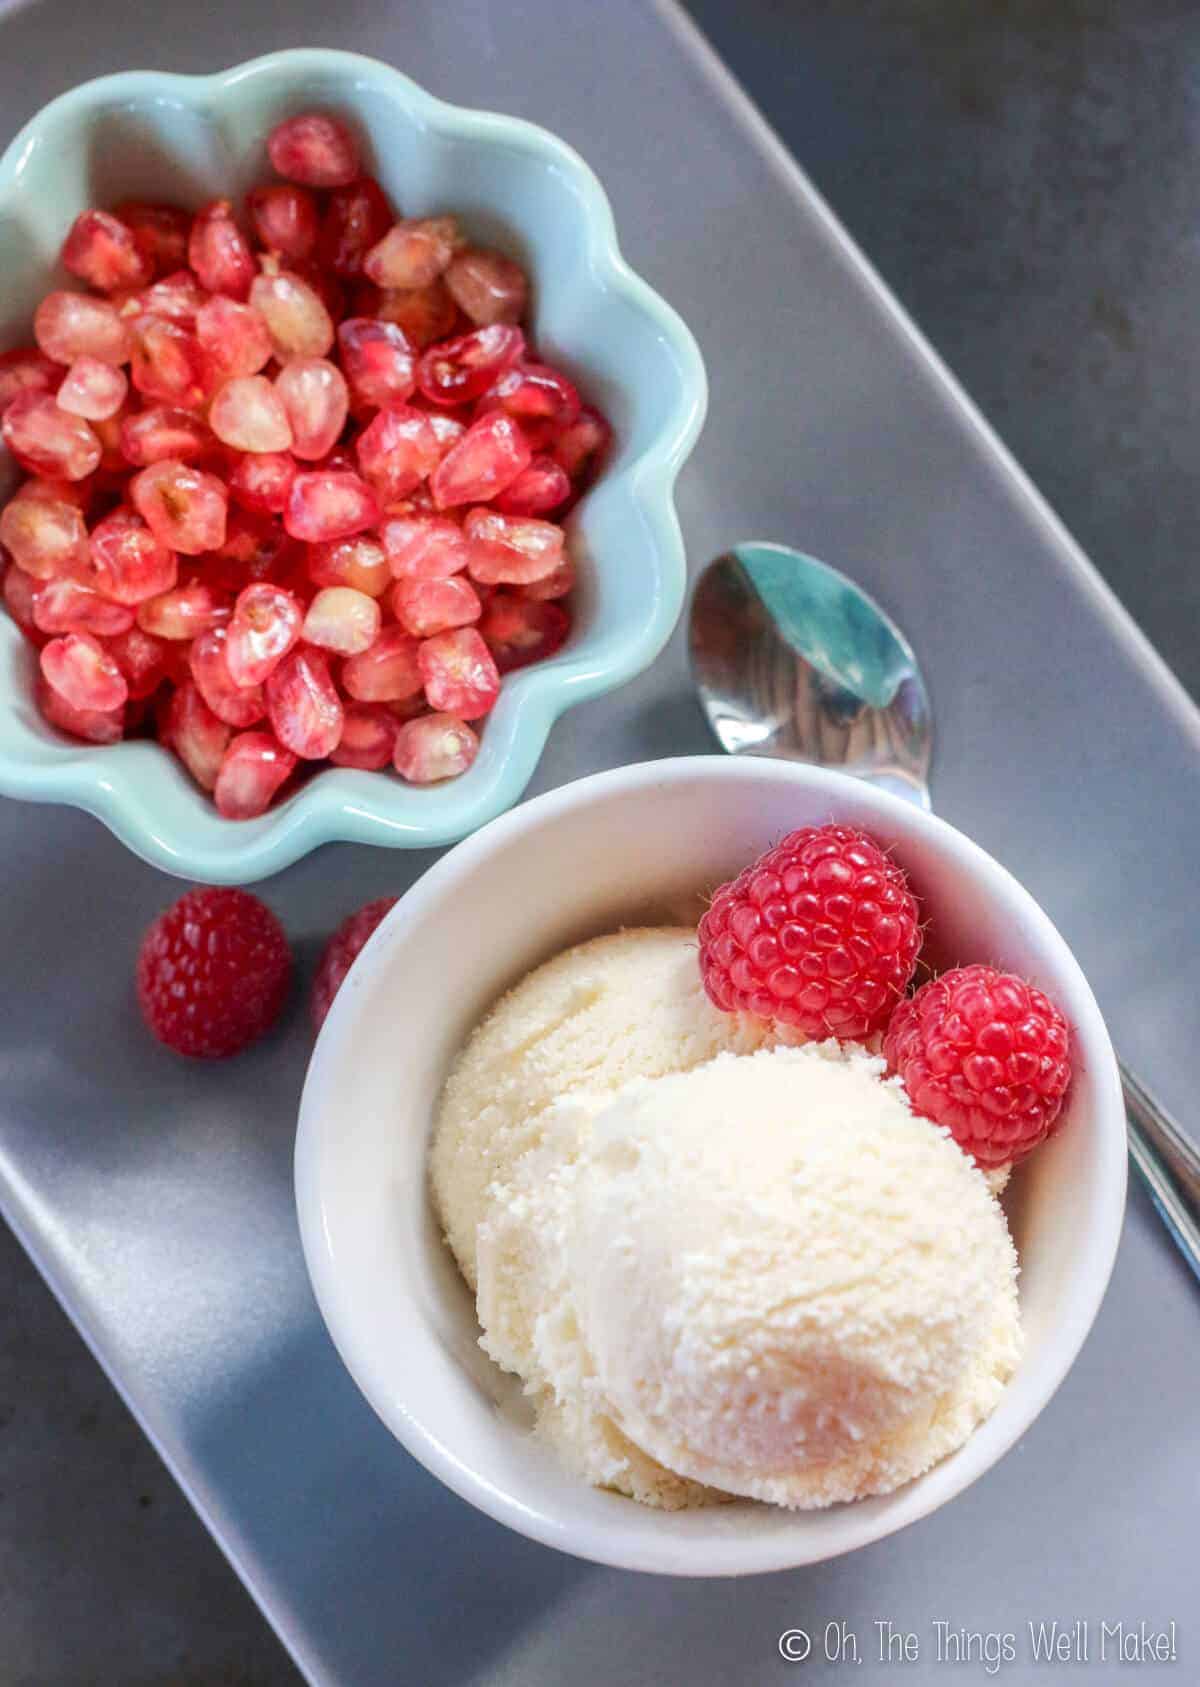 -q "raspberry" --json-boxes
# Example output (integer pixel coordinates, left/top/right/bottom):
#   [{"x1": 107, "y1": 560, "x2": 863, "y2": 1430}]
[
  {"x1": 311, "y1": 897, "x2": 397, "y2": 1032},
  {"x1": 698, "y1": 824, "x2": 921, "y2": 1038},
  {"x1": 137, "y1": 887, "x2": 292, "y2": 1057},
  {"x1": 883, "y1": 965, "x2": 1072, "y2": 1168}
]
